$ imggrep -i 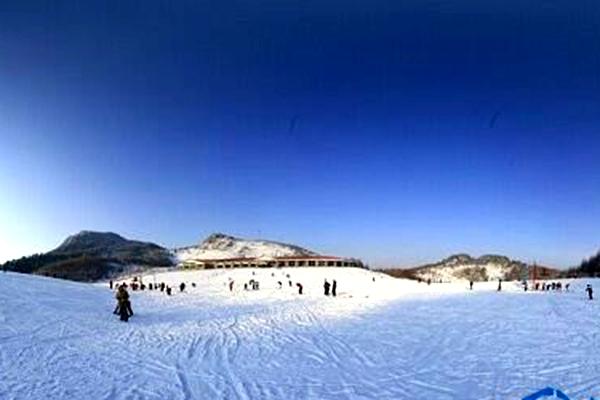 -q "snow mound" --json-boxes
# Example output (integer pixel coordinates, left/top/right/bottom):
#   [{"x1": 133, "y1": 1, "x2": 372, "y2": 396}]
[{"x1": 175, "y1": 233, "x2": 318, "y2": 263}]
